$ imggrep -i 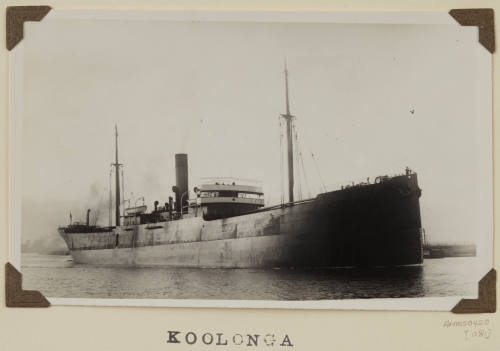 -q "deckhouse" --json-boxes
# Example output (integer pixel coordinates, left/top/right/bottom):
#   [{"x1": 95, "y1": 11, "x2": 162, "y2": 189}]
[{"x1": 195, "y1": 178, "x2": 265, "y2": 220}]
